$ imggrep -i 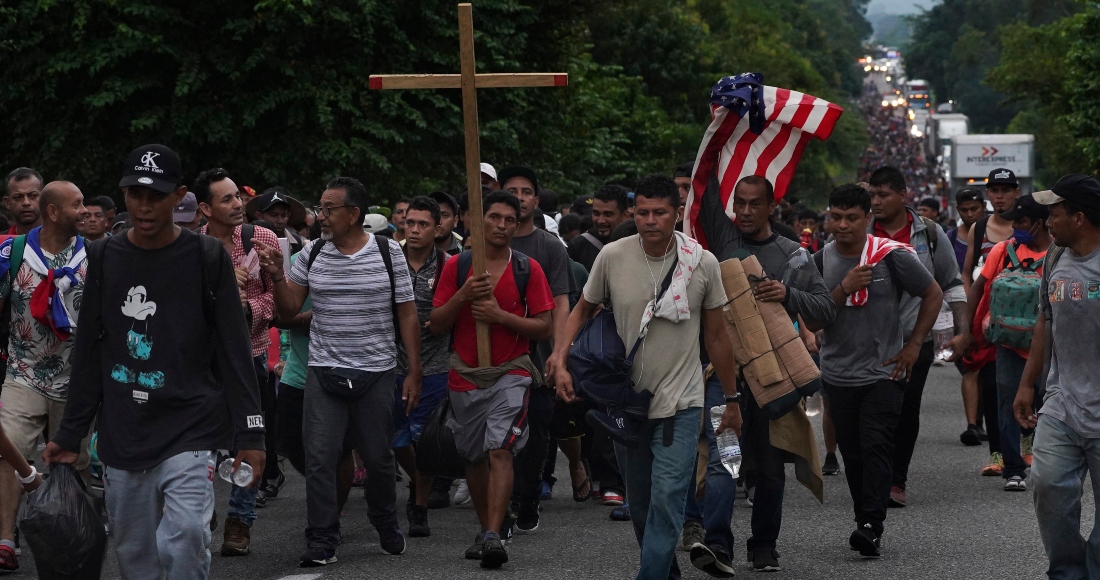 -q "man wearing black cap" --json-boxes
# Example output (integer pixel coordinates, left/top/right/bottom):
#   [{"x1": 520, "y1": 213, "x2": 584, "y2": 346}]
[
  {"x1": 248, "y1": 187, "x2": 307, "y2": 255},
  {"x1": 44, "y1": 144, "x2": 265, "y2": 580},
  {"x1": 430, "y1": 191, "x2": 463, "y2": 256},
  {"x1": 497, "y1": 165, "x2": 577, "y2": 535},
  {"x1": 1014, "y1": 174, "x2": 1100, "y2": 578},
  {"x1": 957, "y1": 194, "x2": 1050, "y2": 491}
]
